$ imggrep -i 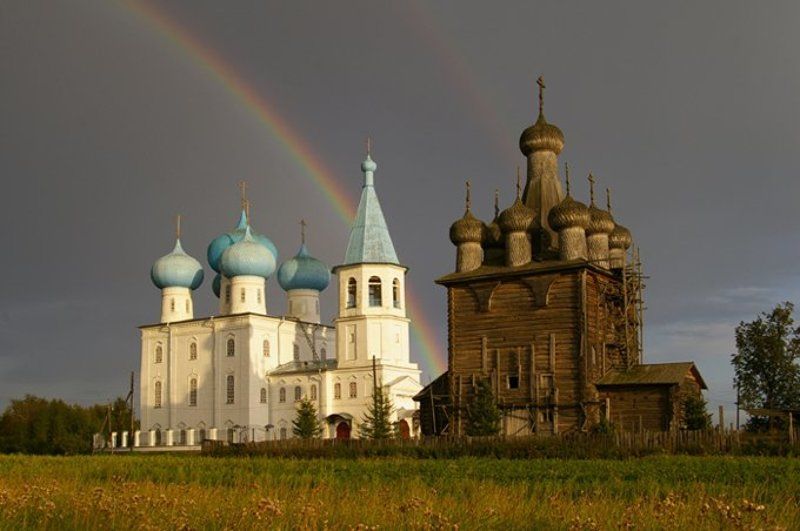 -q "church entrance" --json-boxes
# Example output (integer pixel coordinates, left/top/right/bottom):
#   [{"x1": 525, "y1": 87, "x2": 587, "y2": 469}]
[
  {"x1": 335, "y1": 422, "x2": 351, "y2": 439},
  {"x1": 397, "y1": 419, "x2": 410, "y2": 439}
]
